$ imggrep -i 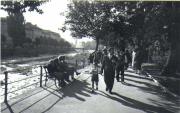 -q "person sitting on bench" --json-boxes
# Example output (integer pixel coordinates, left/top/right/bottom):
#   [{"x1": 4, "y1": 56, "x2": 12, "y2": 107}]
[{"x1": 60, "y1": 56, "x2": 81, "y2": 81}]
